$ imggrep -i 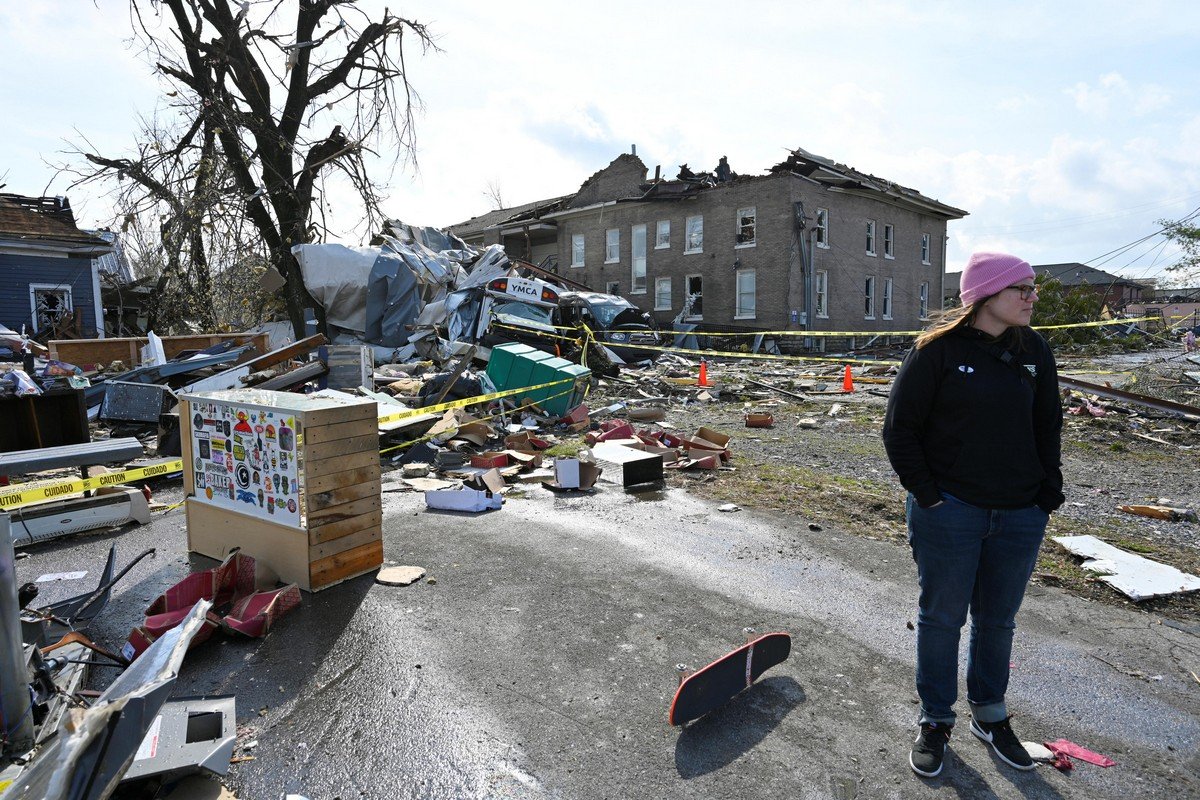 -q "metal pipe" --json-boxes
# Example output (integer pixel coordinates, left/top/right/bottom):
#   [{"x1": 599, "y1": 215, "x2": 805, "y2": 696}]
[{"x1": 0, "y1": 513, "x2": 34, "y2": 755}]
